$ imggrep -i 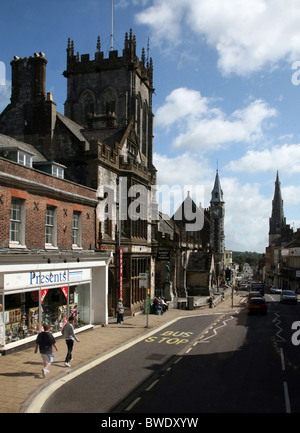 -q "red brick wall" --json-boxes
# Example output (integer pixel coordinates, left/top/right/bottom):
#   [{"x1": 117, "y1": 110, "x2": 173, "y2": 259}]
[{"x1": 0, "y1": 157, "x2": 97, "y2": 250}]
